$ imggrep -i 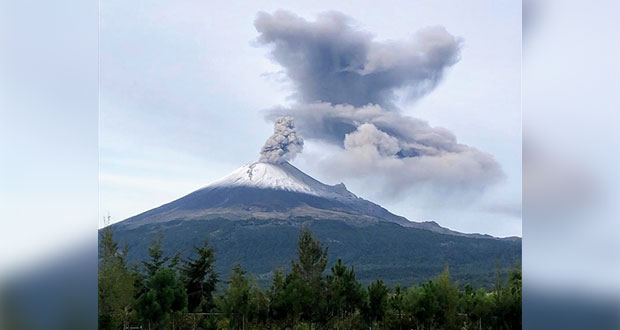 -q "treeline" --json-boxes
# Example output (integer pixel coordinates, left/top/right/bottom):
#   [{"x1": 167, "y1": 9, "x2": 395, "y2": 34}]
[{"x1": 99, "y1": 228, "x2": 521, "y2": 330}]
